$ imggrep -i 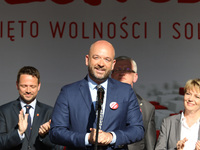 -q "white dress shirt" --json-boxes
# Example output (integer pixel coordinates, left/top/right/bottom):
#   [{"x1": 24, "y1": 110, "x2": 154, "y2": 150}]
[
  {"x1": 18, "y1": 98, "x2": 37, "y2": 139},
  {"x1": 85, "y1": 75, "x2": 116, "y2": 145},
  {"x1": 180, "y1": 112, "x2": 200, "y2": 150}
]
